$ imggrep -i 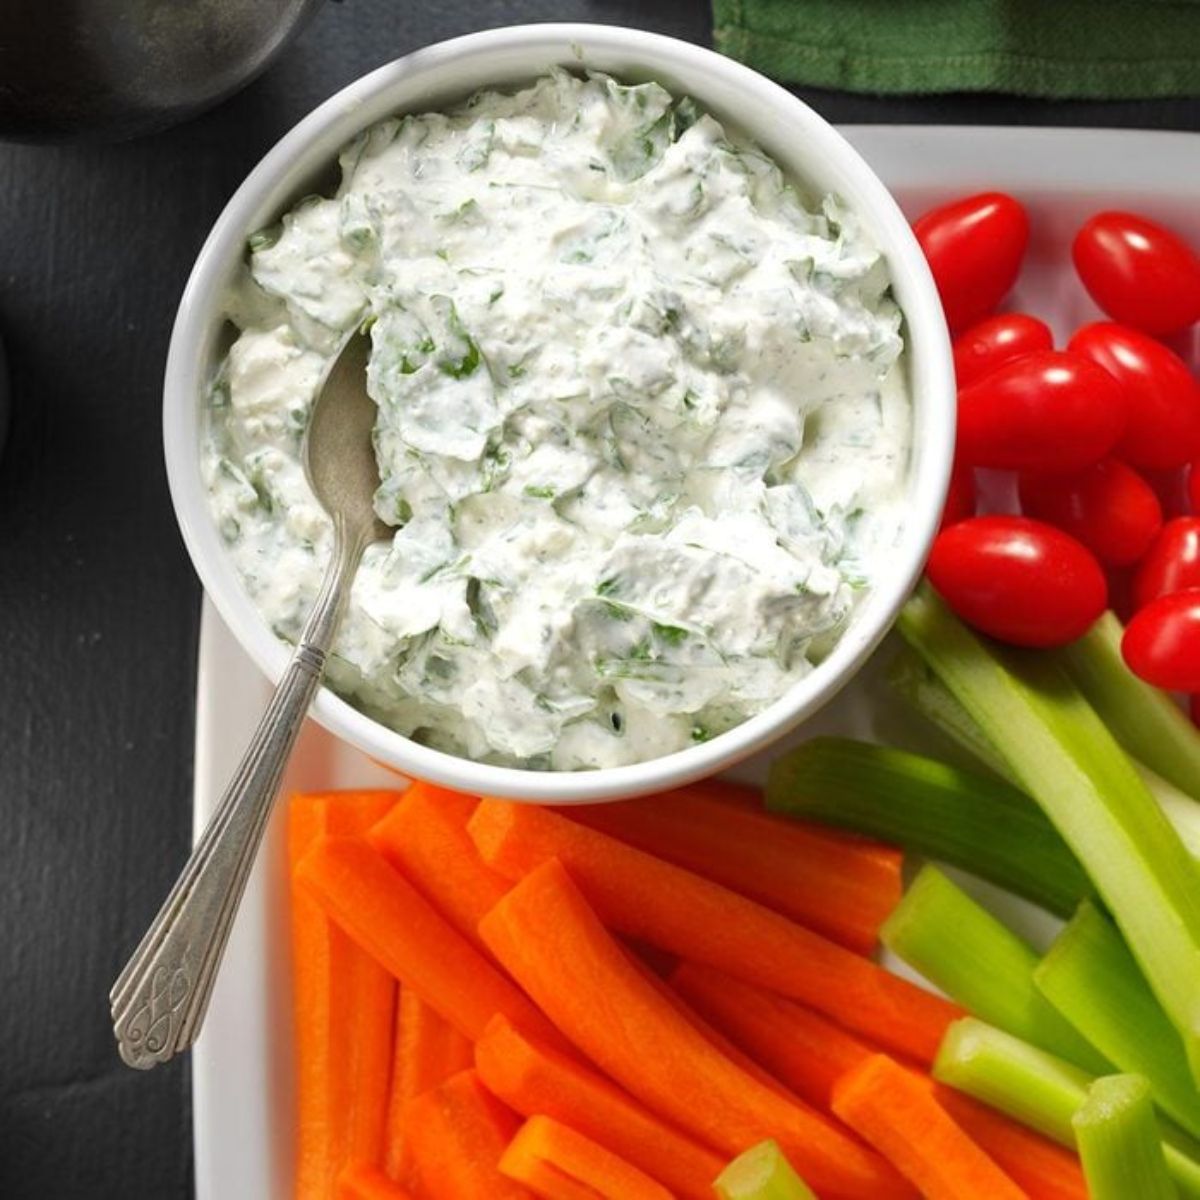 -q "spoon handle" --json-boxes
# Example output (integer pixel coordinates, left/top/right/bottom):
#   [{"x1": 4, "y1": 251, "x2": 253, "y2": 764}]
[{"x1": 110, "y1": 521, "x2": 364, "y2": 1069}]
